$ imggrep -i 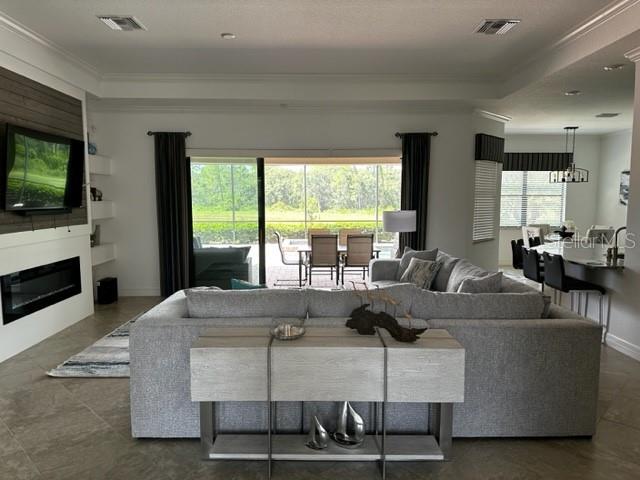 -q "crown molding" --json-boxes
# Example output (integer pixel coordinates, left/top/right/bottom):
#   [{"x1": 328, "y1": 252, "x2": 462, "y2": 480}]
[
  {"x1": 508, "y1": 0, "x2": 640, "y2": 82},
  {"x1": 474, "y1": 109, "x2": 511, "y2": 124},
  {"x1": 625, "y1": 46, "x2": 640, "y2": 62},
  {"x1": 99, "y1": 72, "x2": 496, "y2": 84},
  {"x1": 0, "y1": 12, "x2": 100, "y2": 79}
]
